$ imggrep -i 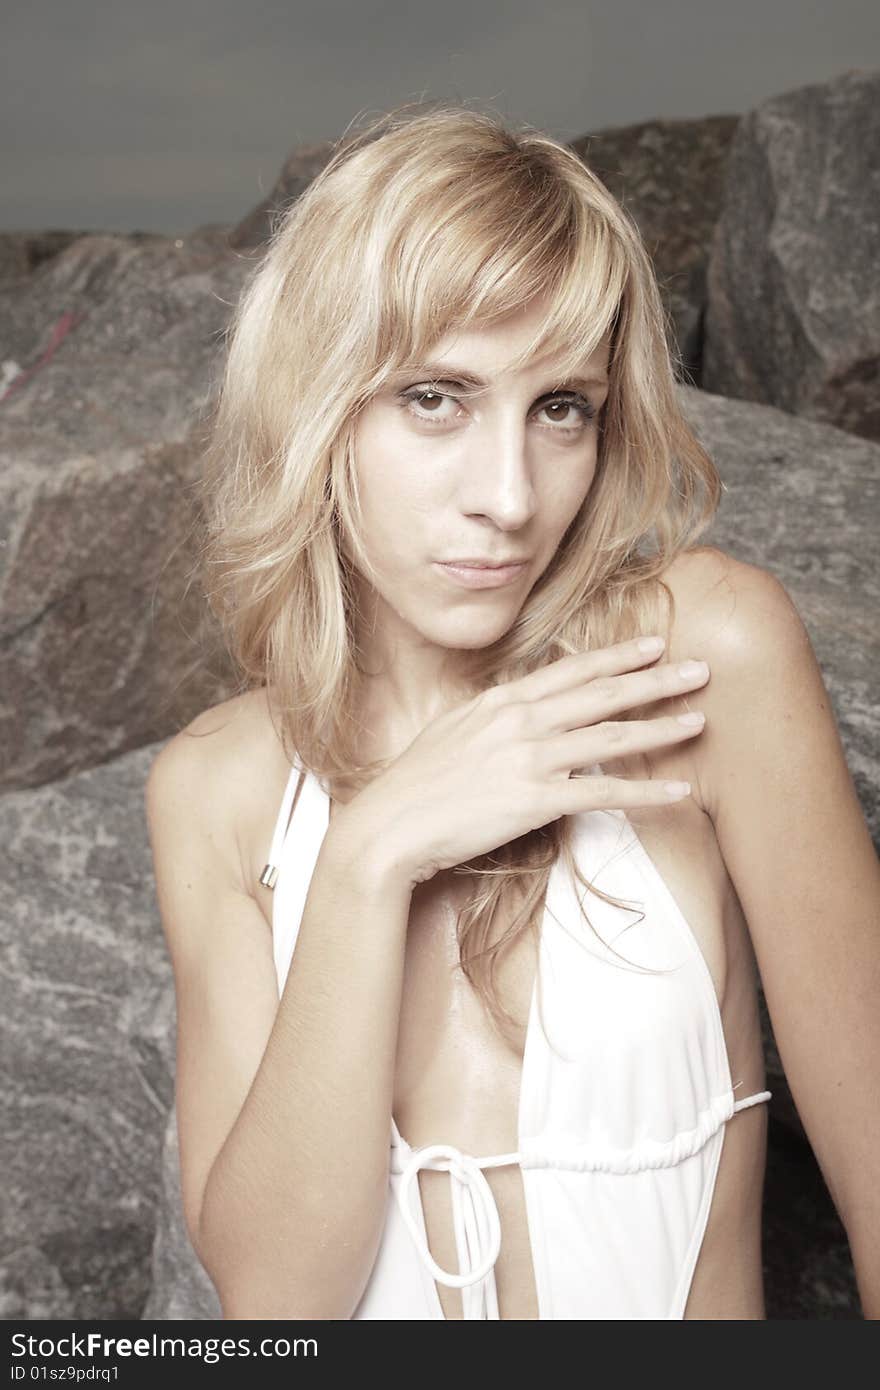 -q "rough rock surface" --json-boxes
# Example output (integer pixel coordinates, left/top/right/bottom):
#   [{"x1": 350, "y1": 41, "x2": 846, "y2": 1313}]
[
  {"x1": 0, "y1": 231, "x2": 244, "y2": 792},
  {"x1": 0, "y1": 231, "x2": 104, "y2": 287},
  {"x1": 704, "y1": 69, "x2": 880, "y2": 442},
  {"x1": 573, "y1": 114, "x2": 740, "y2": 380},
  {"x1": 0, "y1": 744, "x2": 173, "y2": 1319}
]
